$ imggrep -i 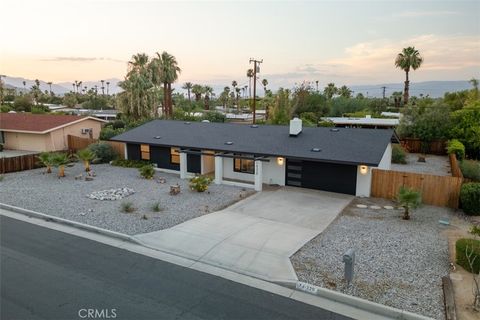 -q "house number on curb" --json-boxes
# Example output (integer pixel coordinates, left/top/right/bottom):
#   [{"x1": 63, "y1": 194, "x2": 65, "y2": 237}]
[{"x1": 295, "y1": 281, "x2": 318, "y2": 294}]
